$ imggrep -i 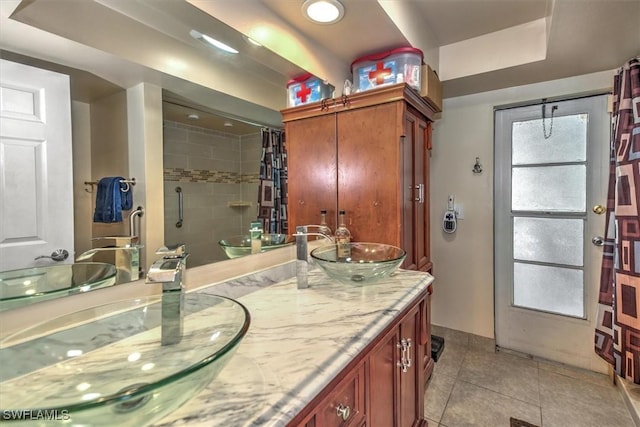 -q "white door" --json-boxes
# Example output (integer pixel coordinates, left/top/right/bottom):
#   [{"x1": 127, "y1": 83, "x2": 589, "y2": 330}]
[
  {"x1": 0, "y1": 59, "x2": 74, "y2": 271},
  {"x1": 494, "y1": 95, "x2": 610, "y2": 372}
]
